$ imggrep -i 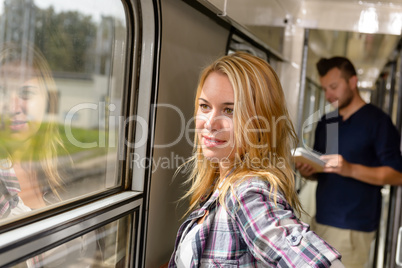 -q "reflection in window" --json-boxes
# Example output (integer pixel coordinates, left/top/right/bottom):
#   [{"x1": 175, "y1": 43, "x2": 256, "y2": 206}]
[
  {"x1": 301, "y1": 78, "x2": 325, "y2": 148},
  {"x1": 14, "y1": 214, "x2": 133, "y2": 267},
  {"x1": 0, "y1": 0, "x2": 127, "y2": 223}
]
